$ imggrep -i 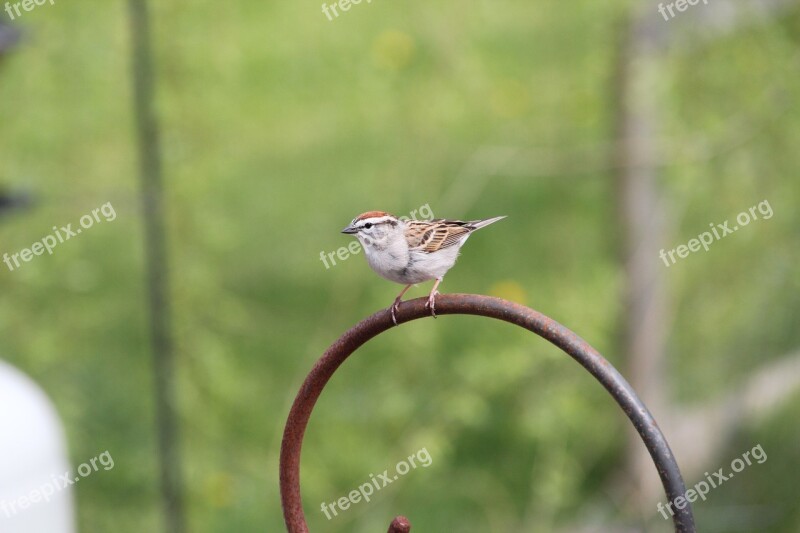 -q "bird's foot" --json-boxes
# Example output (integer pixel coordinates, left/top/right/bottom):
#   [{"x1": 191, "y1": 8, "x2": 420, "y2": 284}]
[
  {"x1": 390, "y1": 299, "x2": 402, "y2": 325},
  {"x1": 424, "y1": 291, "x2": 440, "y2": 318}
]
